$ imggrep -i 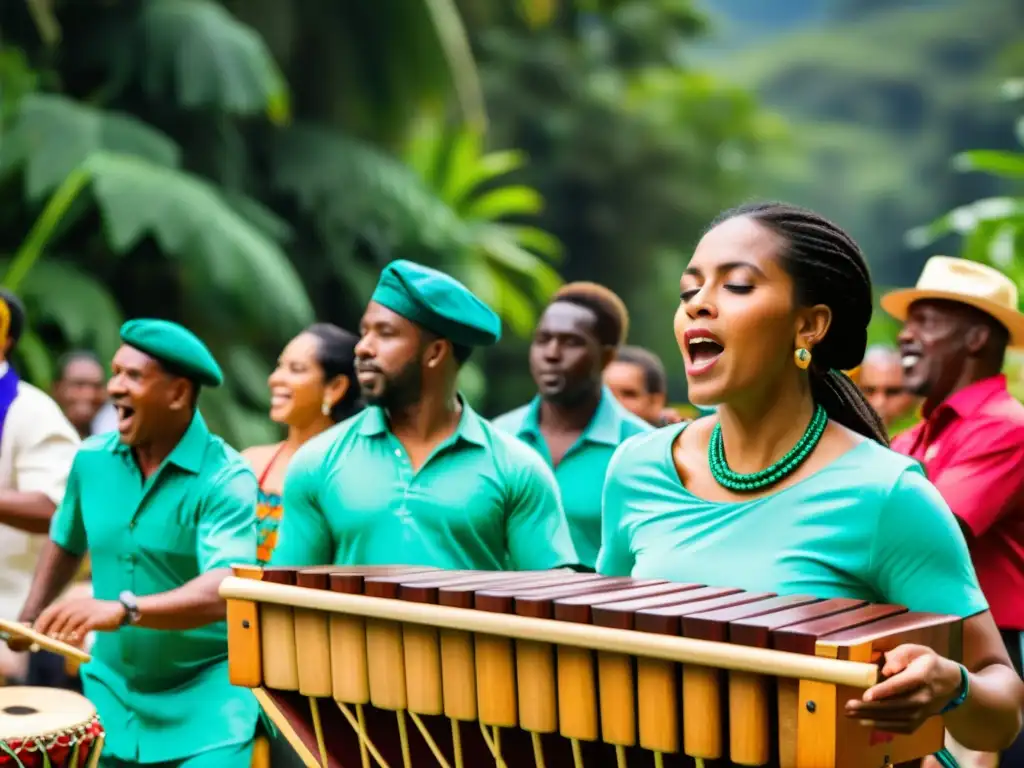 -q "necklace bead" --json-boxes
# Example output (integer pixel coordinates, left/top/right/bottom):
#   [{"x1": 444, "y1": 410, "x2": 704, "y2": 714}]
[{"x1": 708, "y1": 405, "x2": 828, "y2": 492}]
